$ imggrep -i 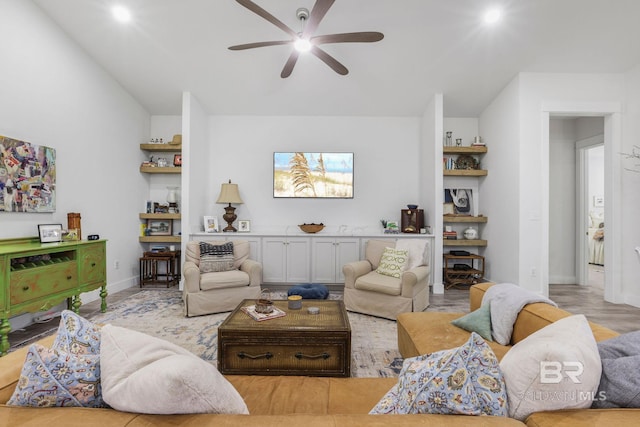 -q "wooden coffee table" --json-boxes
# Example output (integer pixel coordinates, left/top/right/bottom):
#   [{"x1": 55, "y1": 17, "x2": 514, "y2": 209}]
[{"x1": 218, "y1": 299, "x2": 351, "y2": 377}]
